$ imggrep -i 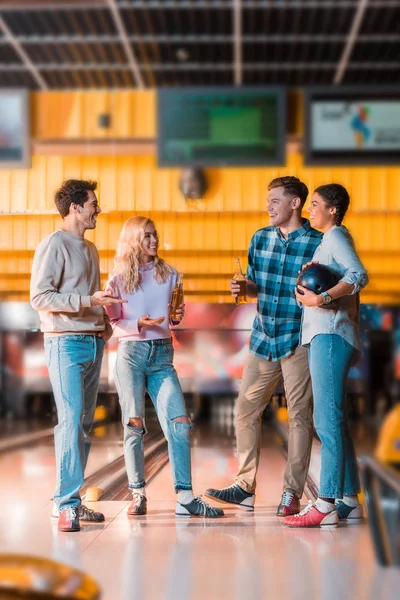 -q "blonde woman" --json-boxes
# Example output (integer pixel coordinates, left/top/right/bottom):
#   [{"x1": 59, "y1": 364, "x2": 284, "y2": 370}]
[{"x1": 105, "y1": 216, "x2": 223, "y2": 519}]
